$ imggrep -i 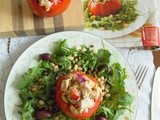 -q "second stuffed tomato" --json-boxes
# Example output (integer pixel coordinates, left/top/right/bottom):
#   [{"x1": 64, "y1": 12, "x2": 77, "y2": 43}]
[
  {"x1": 27, "y1": 0, "x2": 71, "y2": 17},
  {"x1": 88, "y1": 0, "x2": 122, "y2": 17}
]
